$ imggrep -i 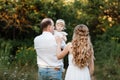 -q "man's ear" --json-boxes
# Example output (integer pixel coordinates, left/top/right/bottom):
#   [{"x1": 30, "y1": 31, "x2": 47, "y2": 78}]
[{"x1": 47, "y1": 25, "x2": 51, "y2": 31}]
